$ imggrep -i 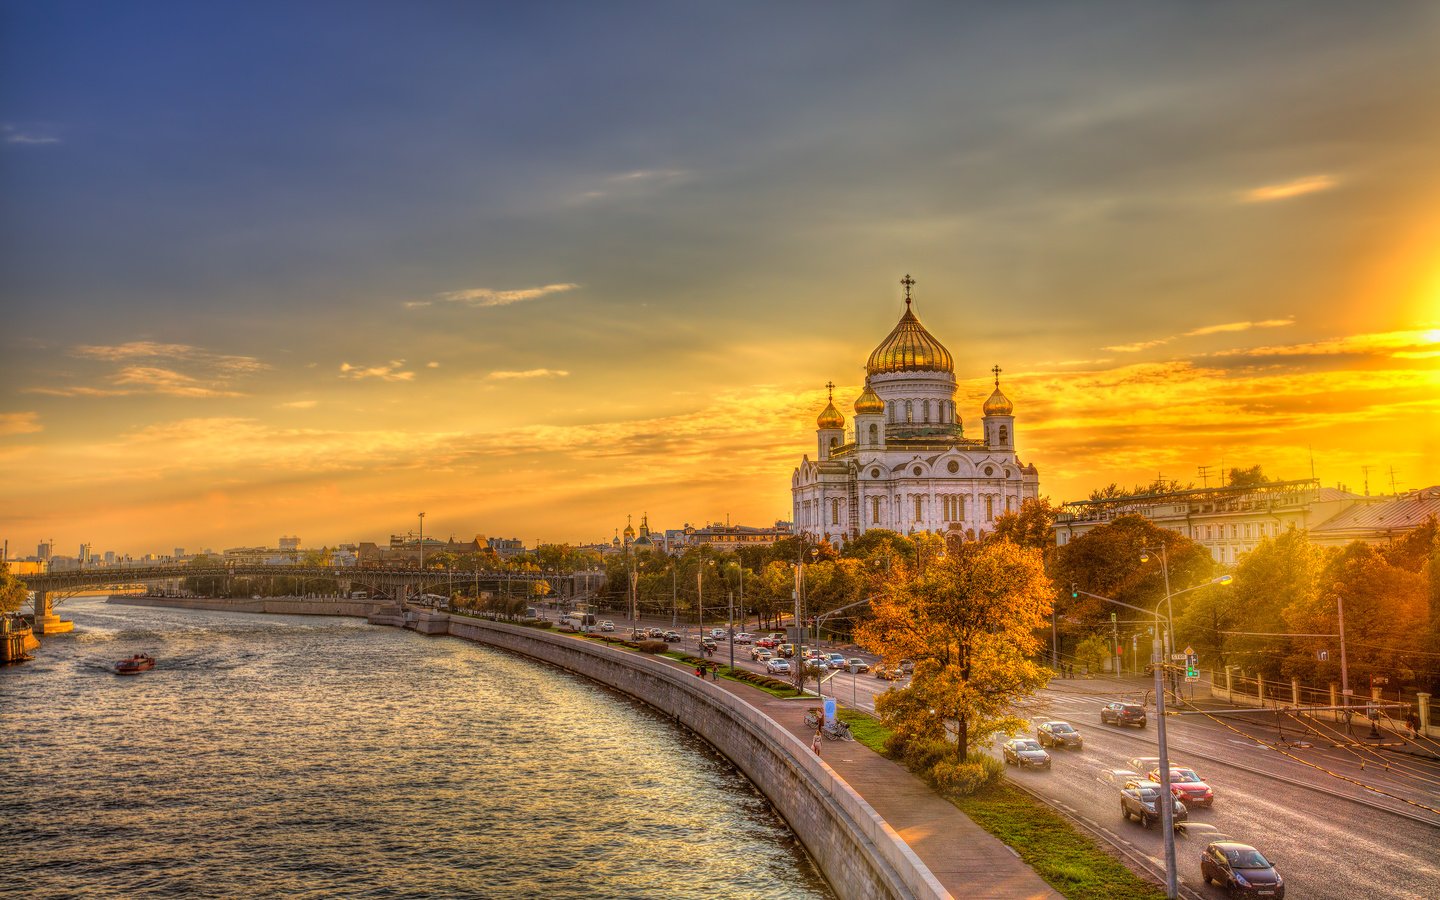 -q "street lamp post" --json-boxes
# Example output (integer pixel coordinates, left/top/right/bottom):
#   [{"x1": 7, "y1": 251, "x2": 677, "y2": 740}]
[
  {"x1": 1074, "y1": 574, "x2": 1231, "y2": 900},
  {"x1": 416, "y1": 512, "x2": 426, "y2": 607},
  {"x1": 1139, "y1": 545, "x2": 1174, "y2": 693}
]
